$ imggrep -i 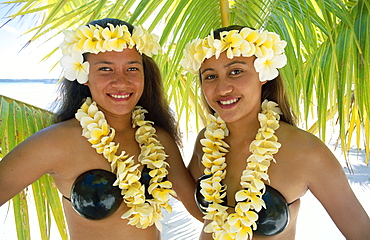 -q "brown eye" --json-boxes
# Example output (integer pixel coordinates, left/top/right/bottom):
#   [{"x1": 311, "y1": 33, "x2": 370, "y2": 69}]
[
  {"x1": 127, "y1": 67, "x2": 139, "y2": 71},
  {"x1": 99, "y1": 67, "x2": 111, "y2": 71},
  {"x1": 230, "y1": 69, "x2": 242, "y2": 75},
  {"x1": 203, "y1": 74, "x2": 217, "y2": 81}
]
